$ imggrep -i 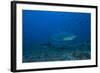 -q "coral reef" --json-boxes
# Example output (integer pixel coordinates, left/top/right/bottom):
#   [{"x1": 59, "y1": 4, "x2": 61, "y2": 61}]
[{"x1": 23, "y1": 40, "x2": 91, "y2": 63}]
